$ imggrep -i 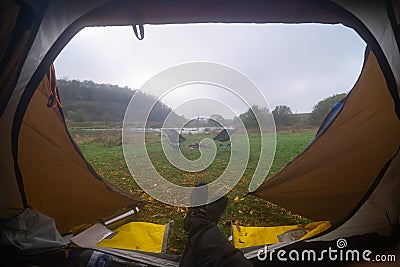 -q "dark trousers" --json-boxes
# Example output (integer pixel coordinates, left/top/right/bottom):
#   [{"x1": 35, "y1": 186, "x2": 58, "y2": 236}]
[{"x1": 179, "y1": 218, "x2": 253, "y2": 267}]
